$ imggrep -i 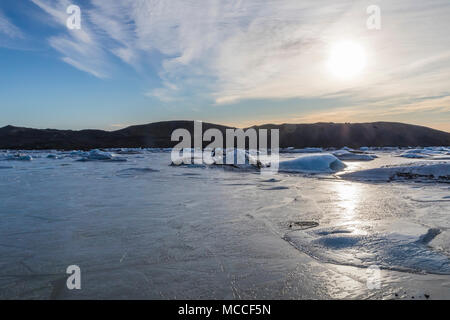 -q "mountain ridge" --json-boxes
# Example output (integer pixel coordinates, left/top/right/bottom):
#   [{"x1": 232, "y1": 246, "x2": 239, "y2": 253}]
[{"x1": 1, "y1": 121, "x2": 449, "y2": 150}]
